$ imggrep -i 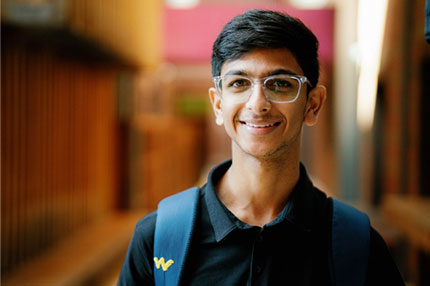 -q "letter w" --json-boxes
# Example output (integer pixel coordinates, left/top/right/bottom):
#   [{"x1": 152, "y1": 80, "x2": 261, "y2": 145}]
[{"x1": 154, "y1": 257, "x2": 174, "y2": 271}]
